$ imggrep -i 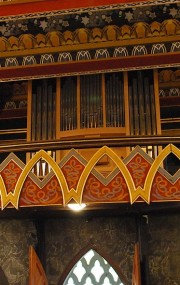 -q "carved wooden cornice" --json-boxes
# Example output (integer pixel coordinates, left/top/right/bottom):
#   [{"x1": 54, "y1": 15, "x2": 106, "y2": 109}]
[{"x1": 0, "y1": 1, "x2": 179, "y2": 80}]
